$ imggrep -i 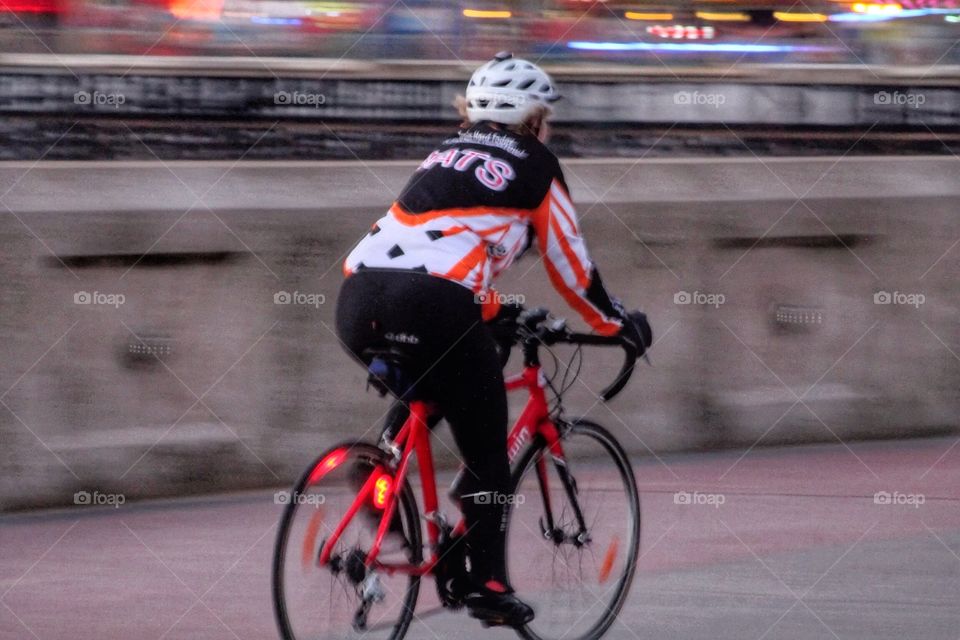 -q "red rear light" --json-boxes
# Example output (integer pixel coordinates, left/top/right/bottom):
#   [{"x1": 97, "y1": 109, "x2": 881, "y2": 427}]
[
  {"x1": 0, "y1": 0, "x2": 58, "y2": 13},
  {"x1": 372, "y1": 474, "x2": 392, "y2": 509},
  {"x1": 307, "y1": 448, "x2": 347, "y2": 484}
]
